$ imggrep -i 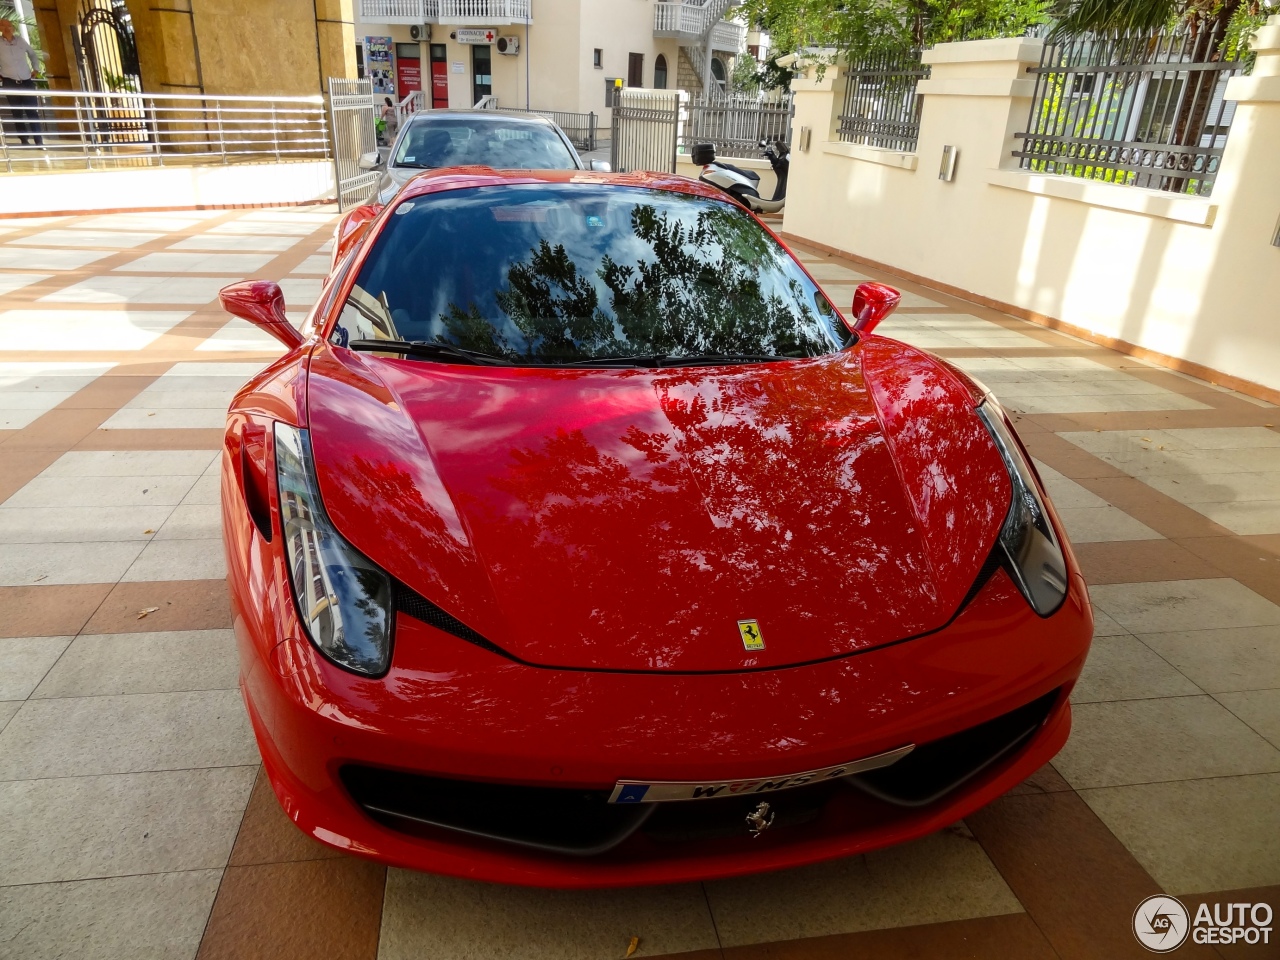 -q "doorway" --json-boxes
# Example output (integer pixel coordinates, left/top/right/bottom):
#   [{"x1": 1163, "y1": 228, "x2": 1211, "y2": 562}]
[
  {"x1": 429, "y1": 43, "x2": 448, "y2": 108},
  {"x1": 396, "y1": 42, "x2": 421, "y2": 103},
  {"x1": 627, "y1": 52, "x2": 644, "y2": 88},
  {"x1": 472, "y1": 44, "x2": 492, "y2": 105}
]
